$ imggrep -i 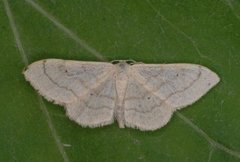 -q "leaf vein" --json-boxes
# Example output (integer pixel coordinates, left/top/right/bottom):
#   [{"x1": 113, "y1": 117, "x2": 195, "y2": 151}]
[
  {"x1": 25, "y1": 0, "x2": 106, "y2": 61},
  {"x1": 3, "y1": 1, "x2": 69, "y2": 161},
  {"x1": 176, "y1": 112, "x2": 240, "y2": 159},
  {"x1": 145, "y1": 0, "x2": 214, "y2": 63}
]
